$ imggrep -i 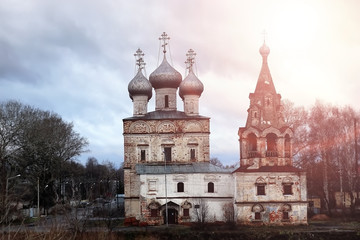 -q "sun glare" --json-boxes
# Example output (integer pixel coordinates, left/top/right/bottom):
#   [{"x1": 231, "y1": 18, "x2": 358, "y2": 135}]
[{"x1": 266, "y1": 1, "x2": 320, "y2": 48}]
